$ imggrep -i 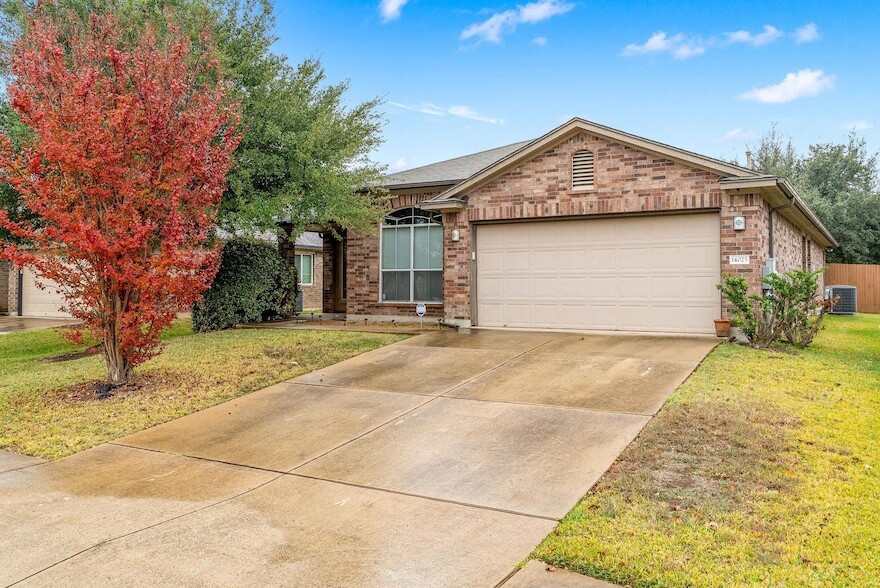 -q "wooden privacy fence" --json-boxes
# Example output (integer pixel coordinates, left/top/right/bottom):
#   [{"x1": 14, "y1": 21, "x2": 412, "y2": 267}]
[{"x1": 825, "y1": 264, "x2": 880, "y2": 314}]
